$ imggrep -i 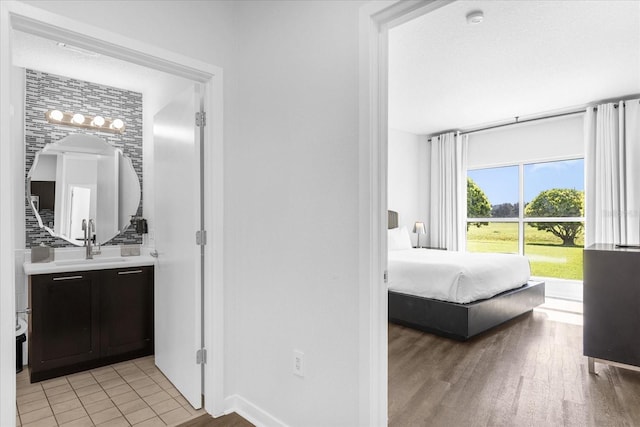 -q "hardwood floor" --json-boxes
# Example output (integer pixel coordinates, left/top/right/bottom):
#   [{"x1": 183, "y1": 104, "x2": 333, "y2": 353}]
[
  {"x1": 388, "y1": 307, "x2": 640, "y2": 426},
  {"x1": 177, "y1": 412, "x2": 253, "y2": 427}
]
